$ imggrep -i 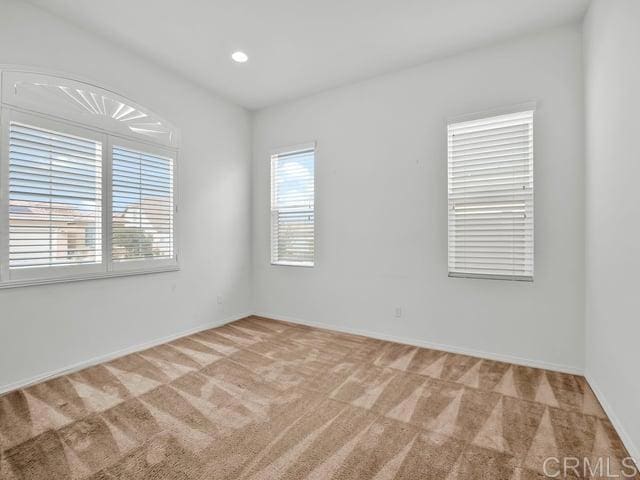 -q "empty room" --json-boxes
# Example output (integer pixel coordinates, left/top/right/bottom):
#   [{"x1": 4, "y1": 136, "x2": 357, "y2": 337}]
[{"x1": 0, "y1": 0, "x2": 638, "y2": 478}]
